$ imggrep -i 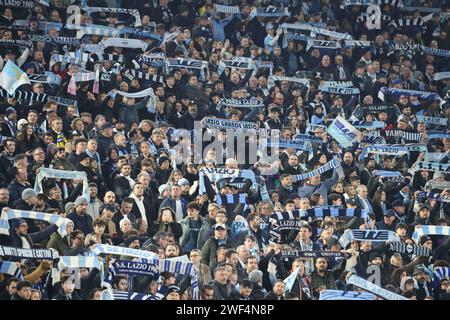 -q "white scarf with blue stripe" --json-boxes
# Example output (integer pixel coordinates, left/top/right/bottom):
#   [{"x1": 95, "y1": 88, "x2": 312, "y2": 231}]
[
  {"x1": 412, "y1": 225, "x2": 450, "y2": 244},
  {"x1": 0, "y1": 209, "x2": 71, "y2": 237}
]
